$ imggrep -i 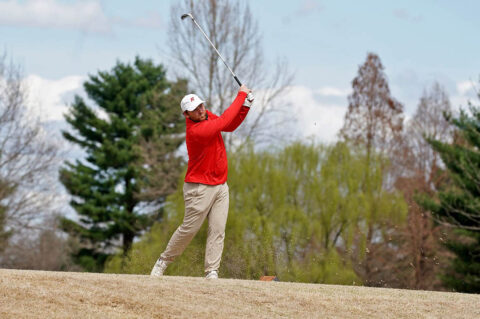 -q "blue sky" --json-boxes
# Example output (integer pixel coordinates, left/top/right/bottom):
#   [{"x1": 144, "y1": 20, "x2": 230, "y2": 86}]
[{"x1": 1, "y1": 0, "x2": 479, "y2": 141}]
